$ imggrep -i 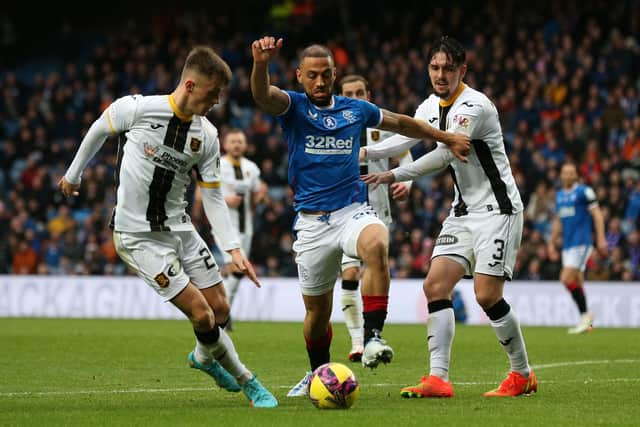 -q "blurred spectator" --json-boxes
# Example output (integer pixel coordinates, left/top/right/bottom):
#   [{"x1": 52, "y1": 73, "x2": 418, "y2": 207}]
[{"x1": 1, "y1": 0, "x2": 639, "y2": 280}]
